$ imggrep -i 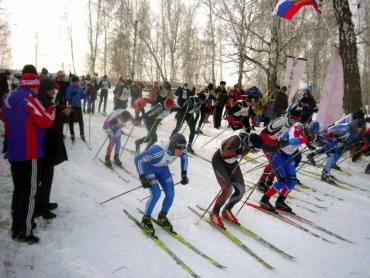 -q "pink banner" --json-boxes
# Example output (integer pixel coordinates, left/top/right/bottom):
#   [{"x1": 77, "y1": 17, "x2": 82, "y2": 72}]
[
  {"x1": 284, "y1": 56, "x2": 307, "y2": 105},
  {"x1": 316, "y1": 48, "x2": 344, "y2": 129}
]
